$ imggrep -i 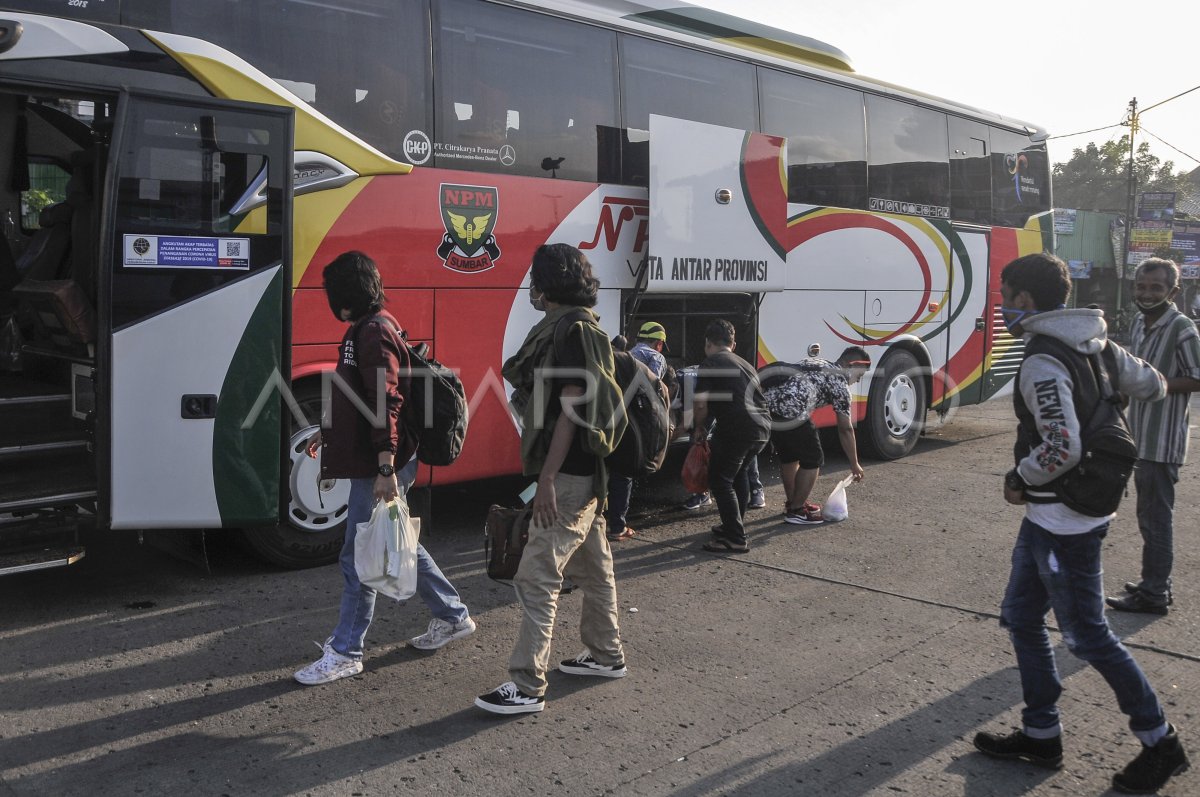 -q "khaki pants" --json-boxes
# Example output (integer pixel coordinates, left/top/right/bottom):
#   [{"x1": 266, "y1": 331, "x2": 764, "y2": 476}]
[{"x1": 509, "y1": 473, "x2": 624, "y2": 696}]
